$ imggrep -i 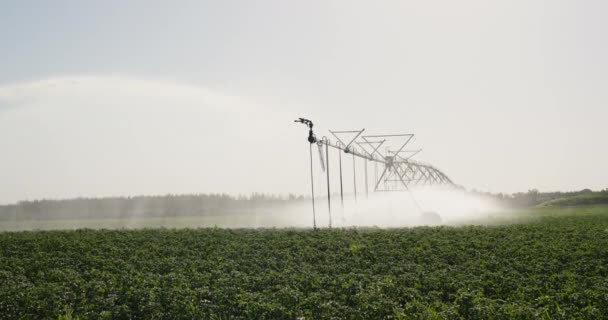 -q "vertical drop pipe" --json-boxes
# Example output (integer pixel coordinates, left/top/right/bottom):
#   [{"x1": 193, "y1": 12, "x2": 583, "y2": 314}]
[
  {"x1": 338, "y1": 147, "x2": 345, "y2": 224},
  {"x1": 365, "y1": 158, "x2": 369, "y2": 198},
  {"x1": 325, "y1": 142, "x2": 332, "y2": 228},
  {"x1": 309, "y1": 143, "x2": 317, "y2": 229},
  {"x1": 374, "y1": 162, "x2": 378, "y2": 191},
  {"x1": 339, "y1": 149, "x2": 344, "y2": 209},
  {"x1": 353, "y1": 153, "x2": 357, "y2": 202}
]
